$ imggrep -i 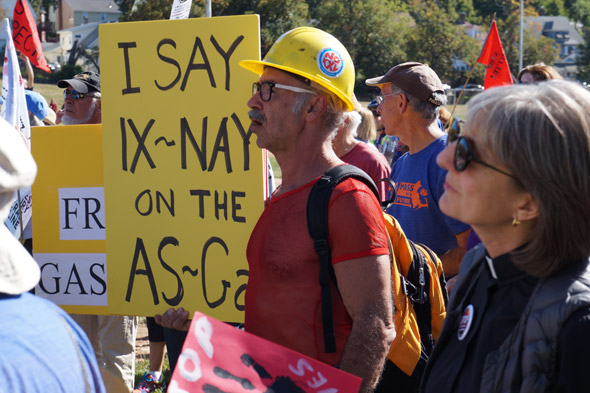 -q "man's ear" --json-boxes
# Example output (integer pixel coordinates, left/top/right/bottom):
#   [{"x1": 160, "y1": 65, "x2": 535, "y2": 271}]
[
  {"x1": 399, "y1": 93, "x2": 408, "y2": 114},
  {"x1": 305, "y1": 94, "x2": 327, "y2": 120}
]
